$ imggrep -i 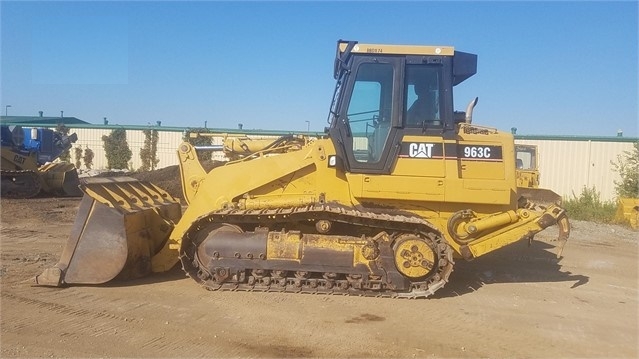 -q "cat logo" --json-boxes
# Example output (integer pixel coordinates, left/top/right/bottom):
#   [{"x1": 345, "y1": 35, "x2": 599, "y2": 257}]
[{"x1": 409, "y1": 143, "x2": 434, "y2": 158}]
